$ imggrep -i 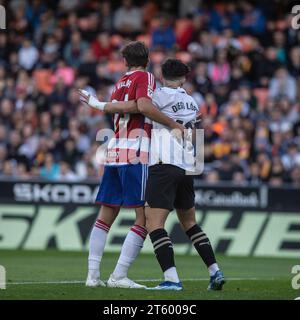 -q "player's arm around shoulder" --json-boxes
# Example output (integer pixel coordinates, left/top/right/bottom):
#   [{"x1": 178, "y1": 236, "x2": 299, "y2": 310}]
[
  {"x1": 137, "y1": 89, "x2": 184, "y2": 132},
  {"x1": 105, "y1": 100, "x2": 138, "y2": 114},
  {"x1": 137, "y1": 96, "x2": 182, "y2": 131}
]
